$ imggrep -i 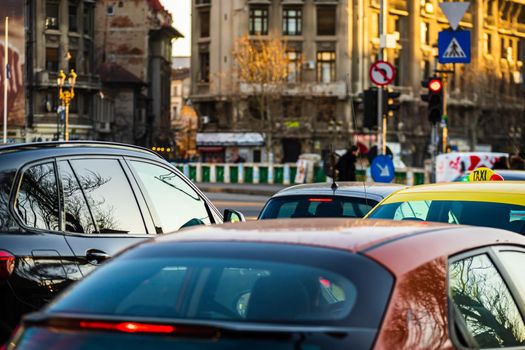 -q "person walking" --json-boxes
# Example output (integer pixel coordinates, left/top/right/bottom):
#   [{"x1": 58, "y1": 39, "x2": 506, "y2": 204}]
[{"x1": 336, "y1": 145, "x2": 359, "y2": 181}]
